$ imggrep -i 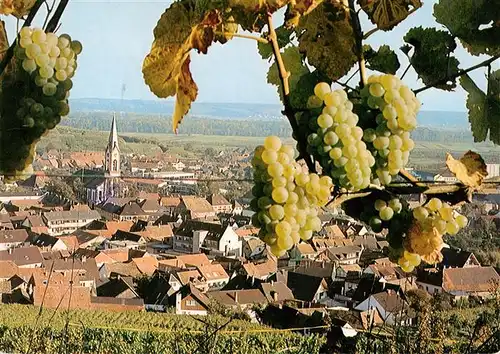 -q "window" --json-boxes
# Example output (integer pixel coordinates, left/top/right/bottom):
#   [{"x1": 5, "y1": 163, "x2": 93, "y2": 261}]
[
  {"x1": 112, "y1": 159, "x2": 118, "y2": 171},
  {"x1": 186, "y1": 300, "x2": 196, "y2": 307}
]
